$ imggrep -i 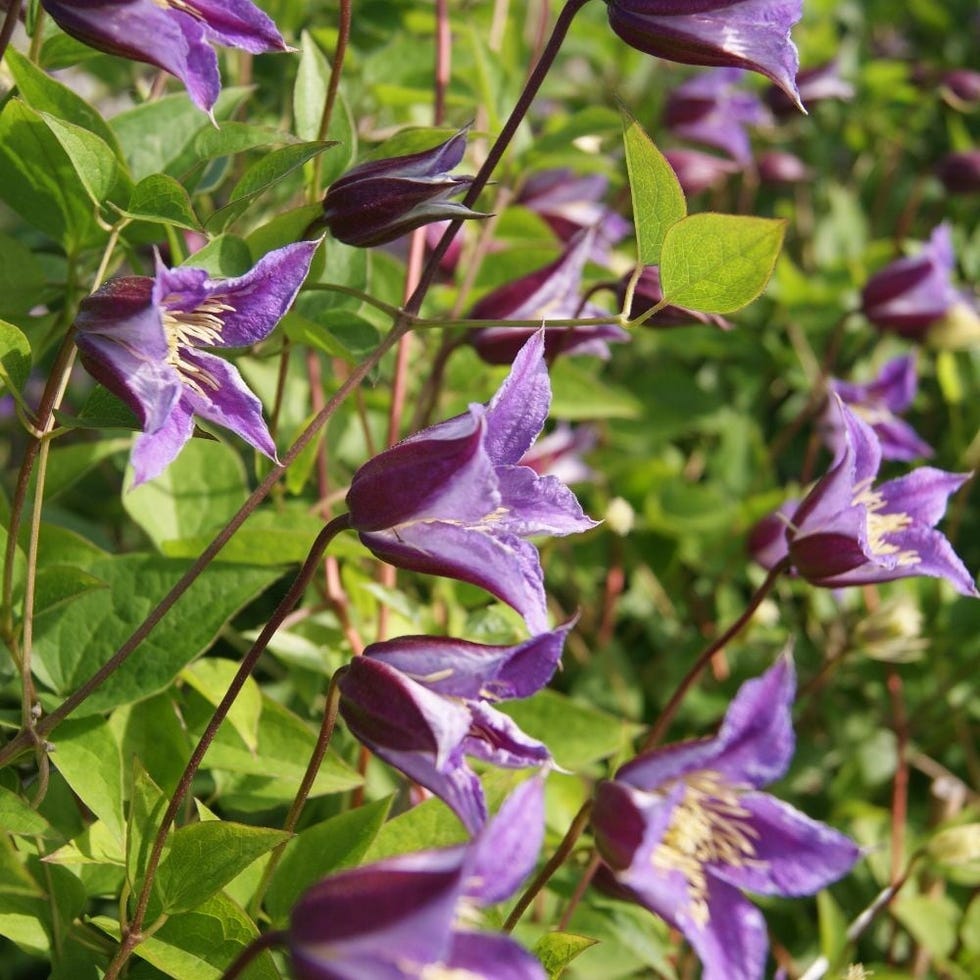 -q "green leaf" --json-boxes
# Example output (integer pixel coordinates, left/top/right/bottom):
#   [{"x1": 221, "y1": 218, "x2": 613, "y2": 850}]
[
  {"x1": 93, "y1": 891, "x2": 279, "y2": 980},
  {"x1": 533, "y1": 932, "x2": 599, "y2": 979},
  {"x1": 39, "y1": 112, "x2": 132, "y2": 205},
  {"x1": 127, "y1": 765, "x2": 168, "y2": 890},
  {"x1": 365, "y1": 797, "x2": 468, "y2": 861},
  {"x1": 620, "y1": 104, "x2": 686, "y2": 265},
  {"x1": 499, "y1": 690, "x2": 634, "y2": 770},
  {"x1": 5, "y1": 47, "x2": 123, "y2": 155},
  {"x1": 0, "y1": 787, "x2": 51, "y2": 837},
  {"x1": 122, "y1": 439, "x2": 249, "y2": 552},
  {"x1": 0, "y1": 318, "x2": 32, "y2": 397},
  {"x1": 659, "y1": 213, "x2": 786, "y2": 314},
  {"x1": 33, "y1": 437, "x2": 131, "y2": 501},
  {"x1": 31, "y1": 555, "x2": 282, "y2": 715},
  {"x1": 182, "y1": 234, "x2": 253, "y2": 277},
  {"x1": 155, "y1": 821, "x2": 290, "y2": 914},
  {"x1": 0, "y1": 237, "x2": 46, "y2": 318},
  {"x1": 181, "y1": 658, "x2": 261, "y2": 752},
  {"x1": 893, "y1": 892, "x2": 960, "y2": 961},
  {"x1": 46, "y1": 820, "x2": 126, "y2": 868},
  {"x1": 125, "y1": 174, "x2": 201, "y2": 230},
  {"x1": 32, "y1": 565, "x2": 107, "y2": 618},
  {"x1": 549, "y1": 360, "x2": 643, "y2": 420},
  {"x1": 51, "y1": 715, "x2": 125, "y2": 844},
  {"x1": 293, "y1": 30, "x2": 331, "y2": 142},
  {"x1": 264, "y1": 797, "x2": 392, "y2": 925}
]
